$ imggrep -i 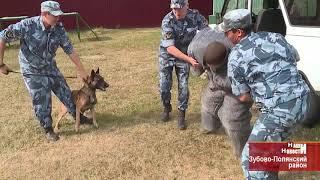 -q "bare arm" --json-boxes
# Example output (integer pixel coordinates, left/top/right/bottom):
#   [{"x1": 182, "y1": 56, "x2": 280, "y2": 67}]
[
  {"x1": 68, "y1": 50, "x2": 88, "y2": 80},
  {"x1": 161, "y1": 16, "x2": 199, "y2": 68},
  {"x1": 0, "y1": 39, "x2": 11, "y2": 75},
  {"x1": 0, "y1": 19, "x2": 29, "y2": 75},
  {"x1": 0, "y1": 39, "x2": 5, "y2": 65},
  {"x1": 167, "y1": 46, "x2": 200, "y2": 67}
]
